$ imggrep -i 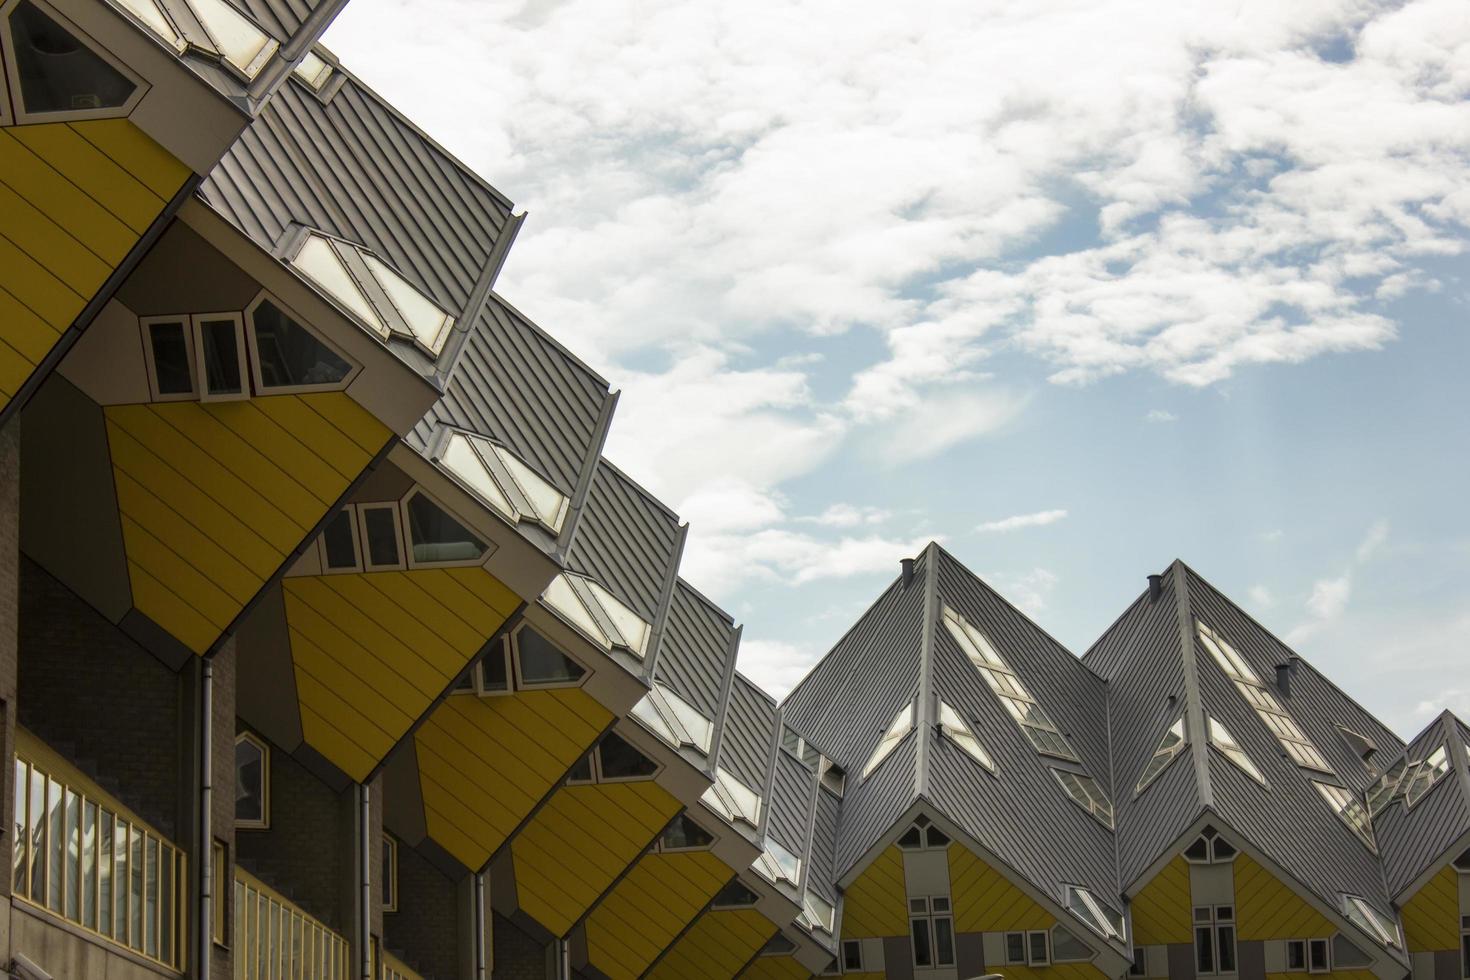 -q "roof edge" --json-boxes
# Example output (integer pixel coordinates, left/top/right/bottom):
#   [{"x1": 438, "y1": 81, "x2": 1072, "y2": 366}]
[{"x1": 1171, "y1": 560, "x2": 1214, "y2": 811}]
